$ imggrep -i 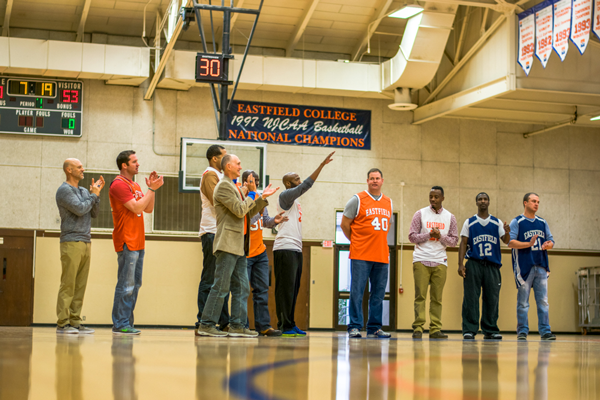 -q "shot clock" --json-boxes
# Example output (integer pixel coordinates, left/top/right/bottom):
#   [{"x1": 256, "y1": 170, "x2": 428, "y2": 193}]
[
  {"x1": 0, "y1": 77, "x2": 82, "y2": 137},
  {"x1": 195, "y1": 53, "x2": 230, "y2": 83}
]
